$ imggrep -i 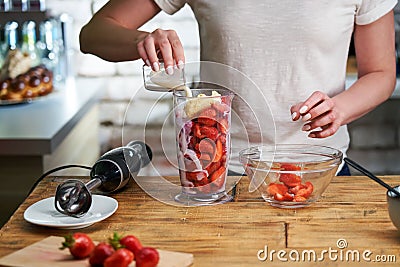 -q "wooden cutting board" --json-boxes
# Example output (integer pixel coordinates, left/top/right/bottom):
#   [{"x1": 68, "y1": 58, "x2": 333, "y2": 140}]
[{"x1": 0, "y1": 236, "x2": 193, "y2": 267}]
